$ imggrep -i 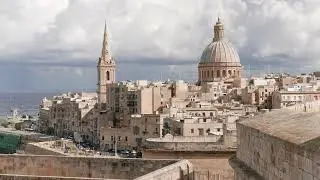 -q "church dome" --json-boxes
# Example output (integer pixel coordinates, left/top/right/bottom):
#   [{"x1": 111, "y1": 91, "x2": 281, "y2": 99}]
[
  {"x1": 199, "y1": 17, "x2": 241, "y2": 67},
  {"x1": 197, "y1": 17, "x2": 243, "y2": 84},
  {"x1": 200, "y1": 40, "x2": 240, "y2": 65}
]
